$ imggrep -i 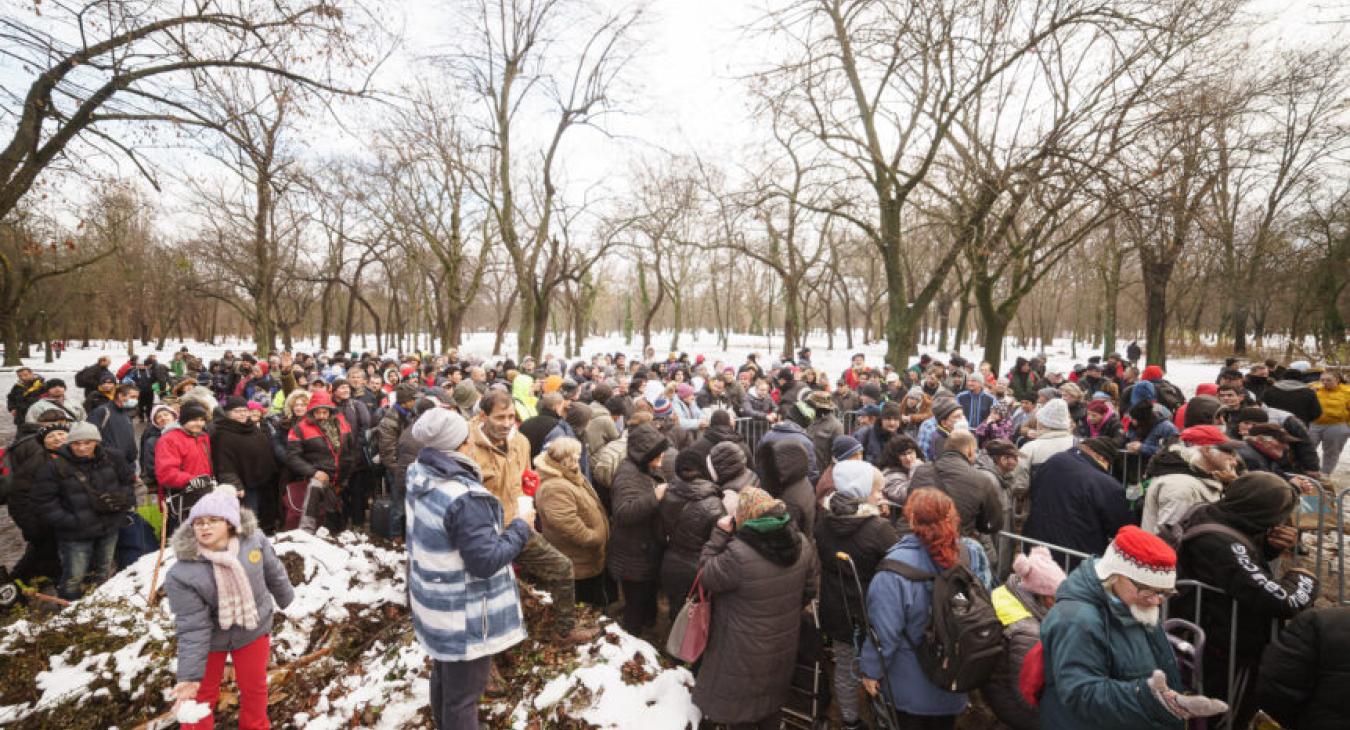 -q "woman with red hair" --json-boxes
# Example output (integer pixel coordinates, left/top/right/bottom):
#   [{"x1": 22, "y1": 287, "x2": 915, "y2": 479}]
[{"x1": 859, "y1": 488, "x2": 992, "y2": 729}]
